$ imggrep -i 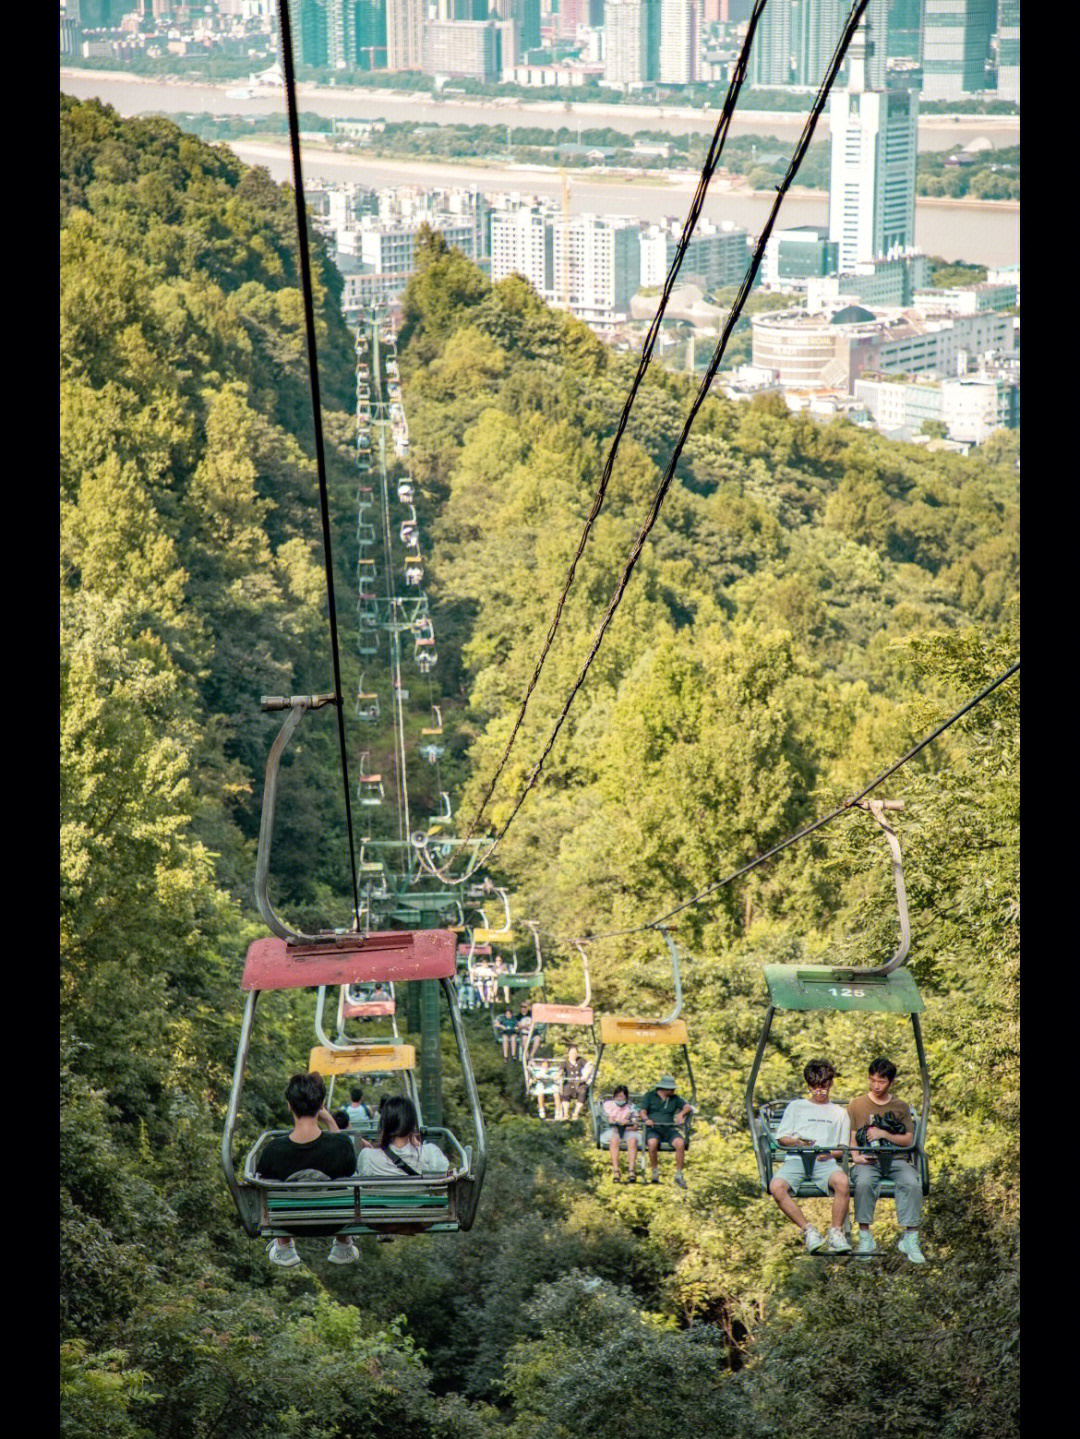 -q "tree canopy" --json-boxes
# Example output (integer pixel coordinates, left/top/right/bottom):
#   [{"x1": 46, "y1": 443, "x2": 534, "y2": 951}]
[{"x1": 60, "y1": 97, "x2": 1018, "y2": 1438}]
